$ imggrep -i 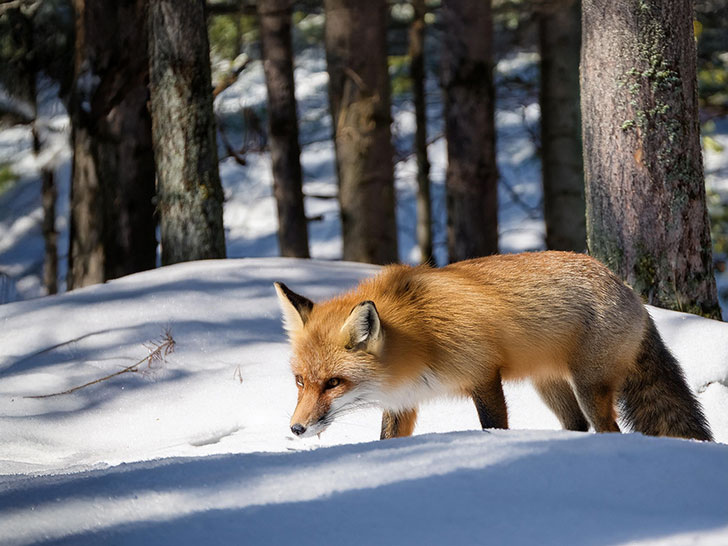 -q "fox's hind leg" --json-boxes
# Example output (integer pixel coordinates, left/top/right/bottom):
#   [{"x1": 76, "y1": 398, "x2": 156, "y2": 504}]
[
  {"x1": 534, "y1": 378, "x2": 589, "y2": 431},
  {"x1": 572, "y1": 377, "x2": 621, "y2": 433},
  {"x1": 471, "y1": 372, "x2": 508, "y2": 430},
  {"x1": 380, "y1": 408, "x2": 418, "y2": 439}
]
